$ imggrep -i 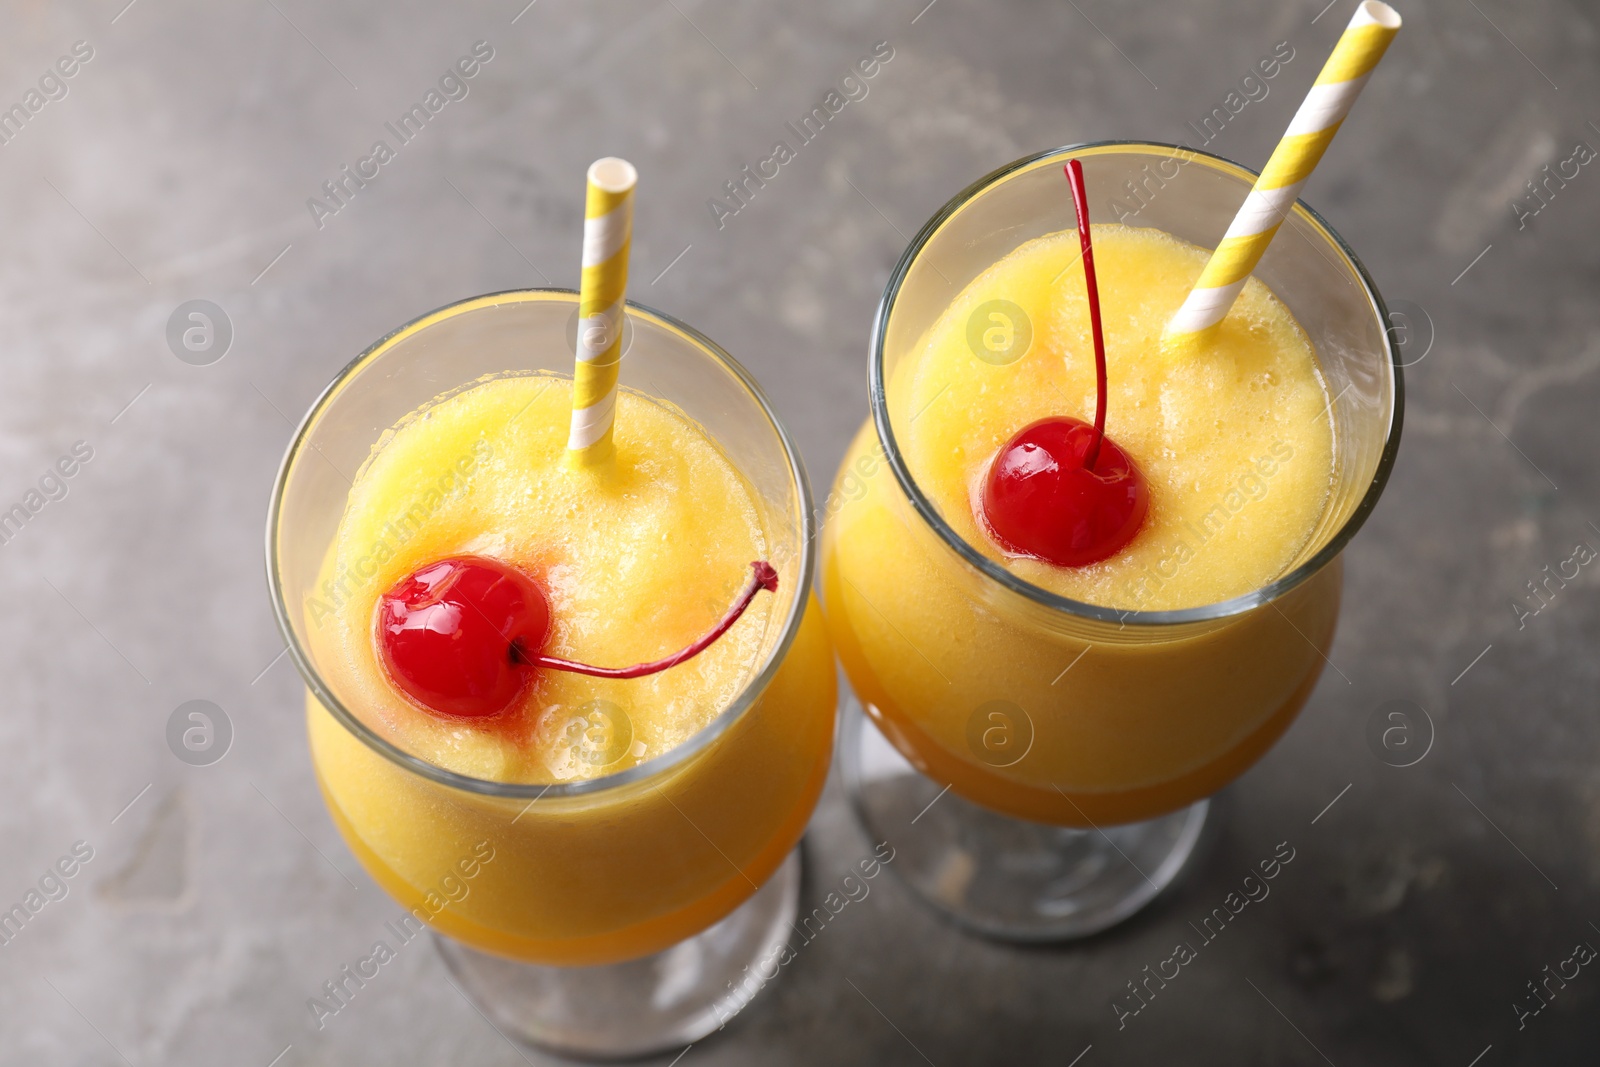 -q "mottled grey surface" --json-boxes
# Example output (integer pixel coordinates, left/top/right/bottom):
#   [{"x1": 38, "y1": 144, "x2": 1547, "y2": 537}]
[{"x1": 0, "y1": 0, "x2": 1596, "y2": 1063}]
